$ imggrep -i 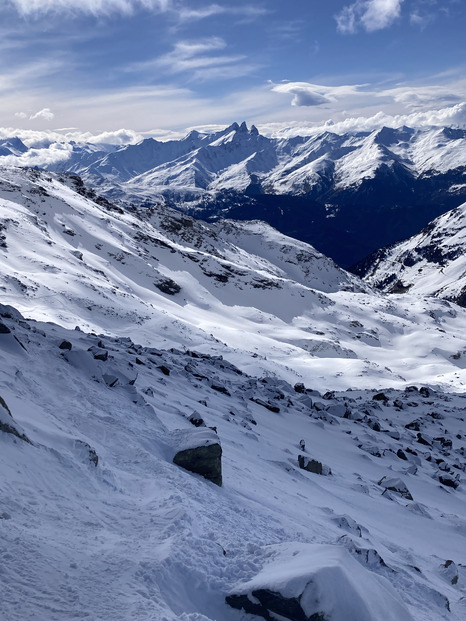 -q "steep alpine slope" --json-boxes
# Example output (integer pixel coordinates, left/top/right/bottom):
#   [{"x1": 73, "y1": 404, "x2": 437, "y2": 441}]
[
  {"x1": 354, "y1": 201, "x2": 466, "y2": 307},
  {"x1": 1, "y1": 303, "x2": 465, "y2": 621},
  {"x1": 1, "y1": 166, "x2": 466, "y2": 394},
  {"x1": 1, "y1": 166, "x2": 466, "y2": 621}
]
